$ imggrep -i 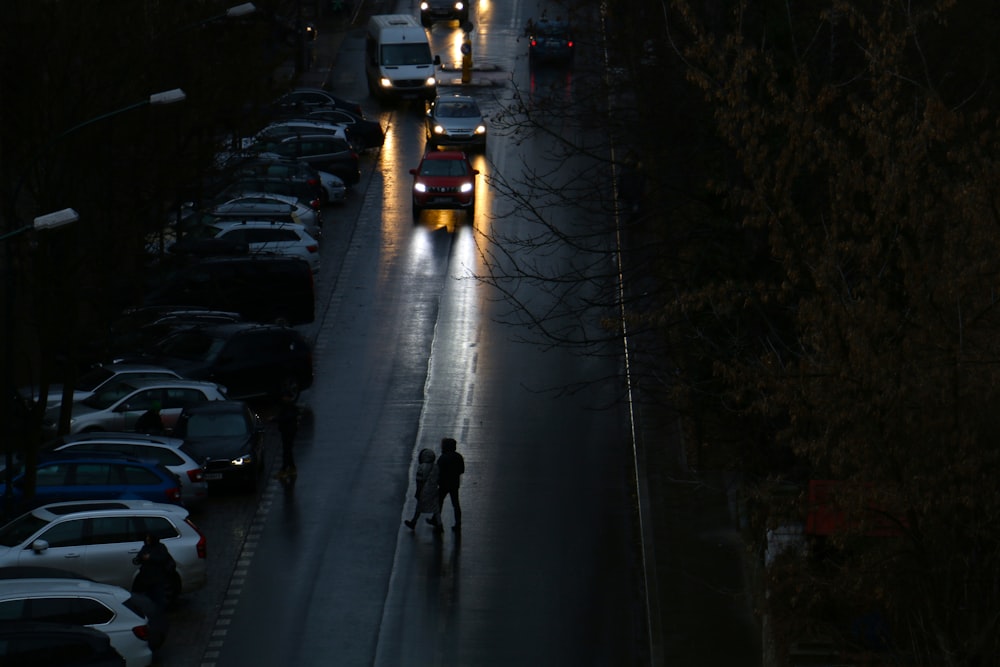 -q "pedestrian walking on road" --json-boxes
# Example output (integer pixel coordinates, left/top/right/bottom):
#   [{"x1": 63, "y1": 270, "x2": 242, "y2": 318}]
[
  {"x1": 437, "y1": 437, "x2": 465, "y2": 532},
  {"x1": 275, "y1": 393, "x2": 299, "y2": 477},
  {"x1": 404, "y1": 448, "x2": 441, "y2": 530}
]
